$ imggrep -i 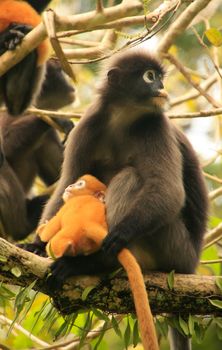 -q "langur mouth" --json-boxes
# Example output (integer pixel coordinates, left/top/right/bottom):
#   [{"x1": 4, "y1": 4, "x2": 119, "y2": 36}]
[{"x1": 157, "y1": 89, "x2": 168, "y2": 98}]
